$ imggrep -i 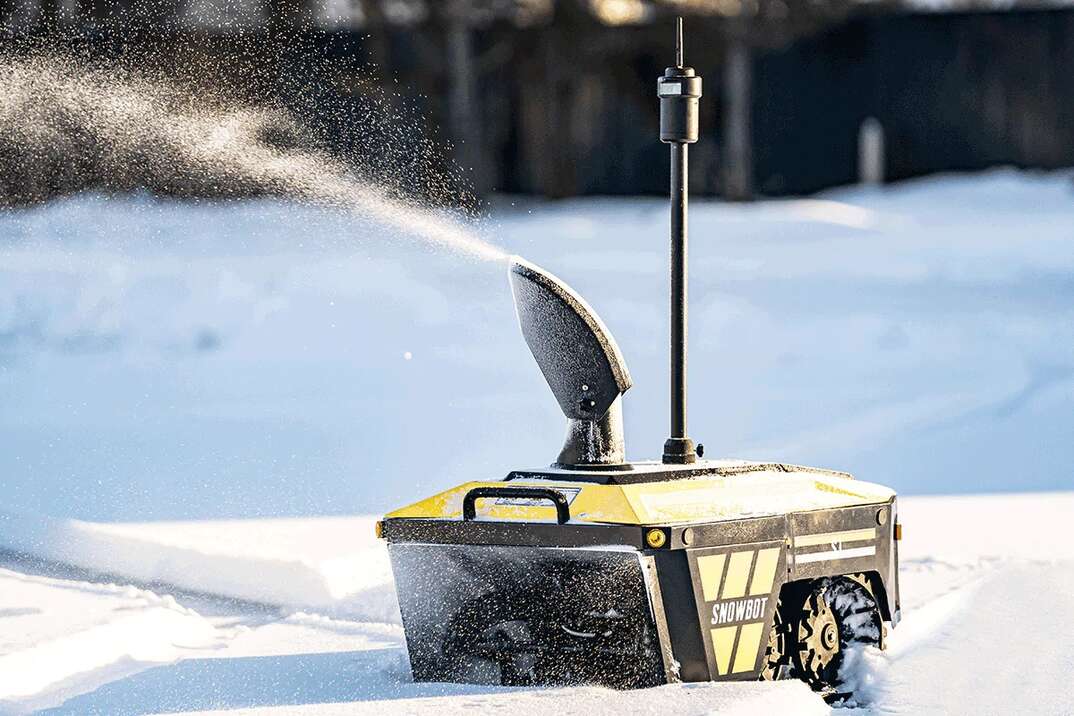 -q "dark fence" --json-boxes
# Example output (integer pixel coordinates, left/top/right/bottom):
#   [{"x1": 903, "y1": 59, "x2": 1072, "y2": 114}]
[
  {"x1": 5, "y1": 6, "x2": 1074, "y2": 199},
  {"x1": 487, "y1": 8, "x2": 1074, "y2": 197},
  {"x1": 753, "y1": 9, "x2": 1074, "y2": 196}
]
